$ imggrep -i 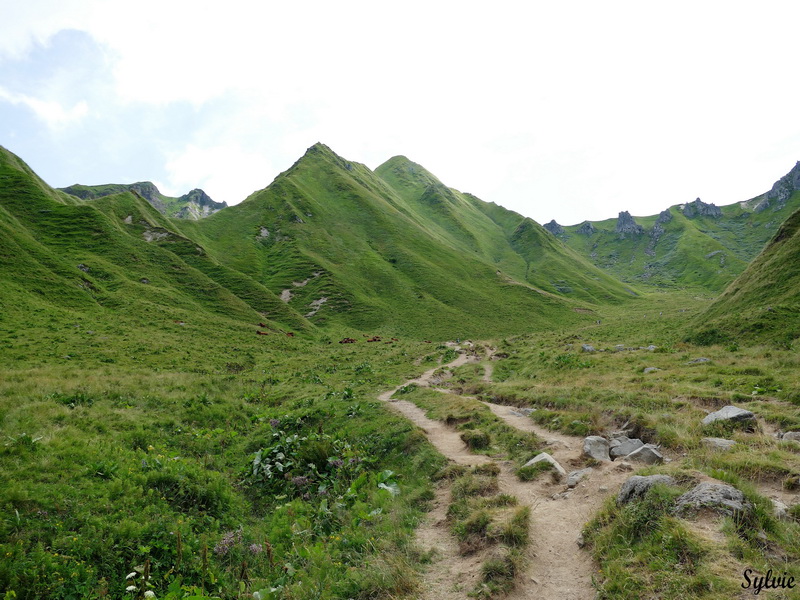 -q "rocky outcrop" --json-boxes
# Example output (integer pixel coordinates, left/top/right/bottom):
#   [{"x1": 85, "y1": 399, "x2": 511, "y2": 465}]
[
  {"x1": 765, "y1": 161, "x2": 800, "y2": 208},
  {"x1": 674, "y1": 482, "x2": 752, "y2": 517},
  {"x1": 544, "y1": 220, "x2": 564, "y2": 235},
  {"x1": 60, "y1": 182, "x2": 226, "y2": 220},
  {"x1": 615, "y1": 211, "x2": 644, "y2": 236},
  {"x1": 682, "y1": 198, "x2": 722, "y2": 218},
  {"x1": 173, "y1": 189, "x2": 227, "y2": 220},
  {"x1": 577, "y1": 221, "x2": 595, "y2": 235},
  {"x1": 617, "y1": 474, "x2": 676, "y2": 504}
]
